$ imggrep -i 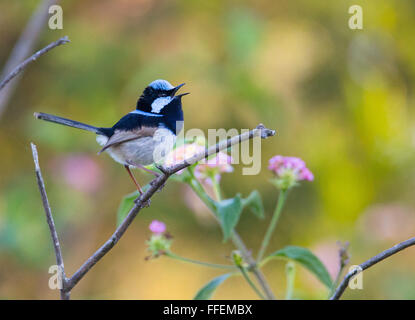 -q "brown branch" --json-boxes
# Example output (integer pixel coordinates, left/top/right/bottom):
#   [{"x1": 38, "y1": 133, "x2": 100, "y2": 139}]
[
  {"x1": 0, "y1": 0, "x2": 61, "y2": 115},
  {"x1": 330, "y1": 237, "x2": 415, "y2": 300},
  {"x1": 0, "y1": 36, "x2": 70, "y2": 91},
  {"x1": 31, "y1": 143, "x2": 69, "y2": 300},
  {"x1": 32, "y1": 124, "x2": 275, "y2": 298}
]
